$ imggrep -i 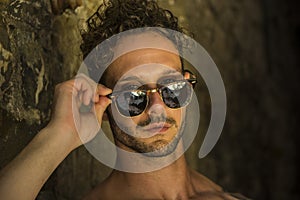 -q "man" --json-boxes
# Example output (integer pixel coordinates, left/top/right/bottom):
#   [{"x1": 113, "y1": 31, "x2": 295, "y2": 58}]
[{"x1": 0, "y1": 0, "x2": 247, "y2": 199}]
